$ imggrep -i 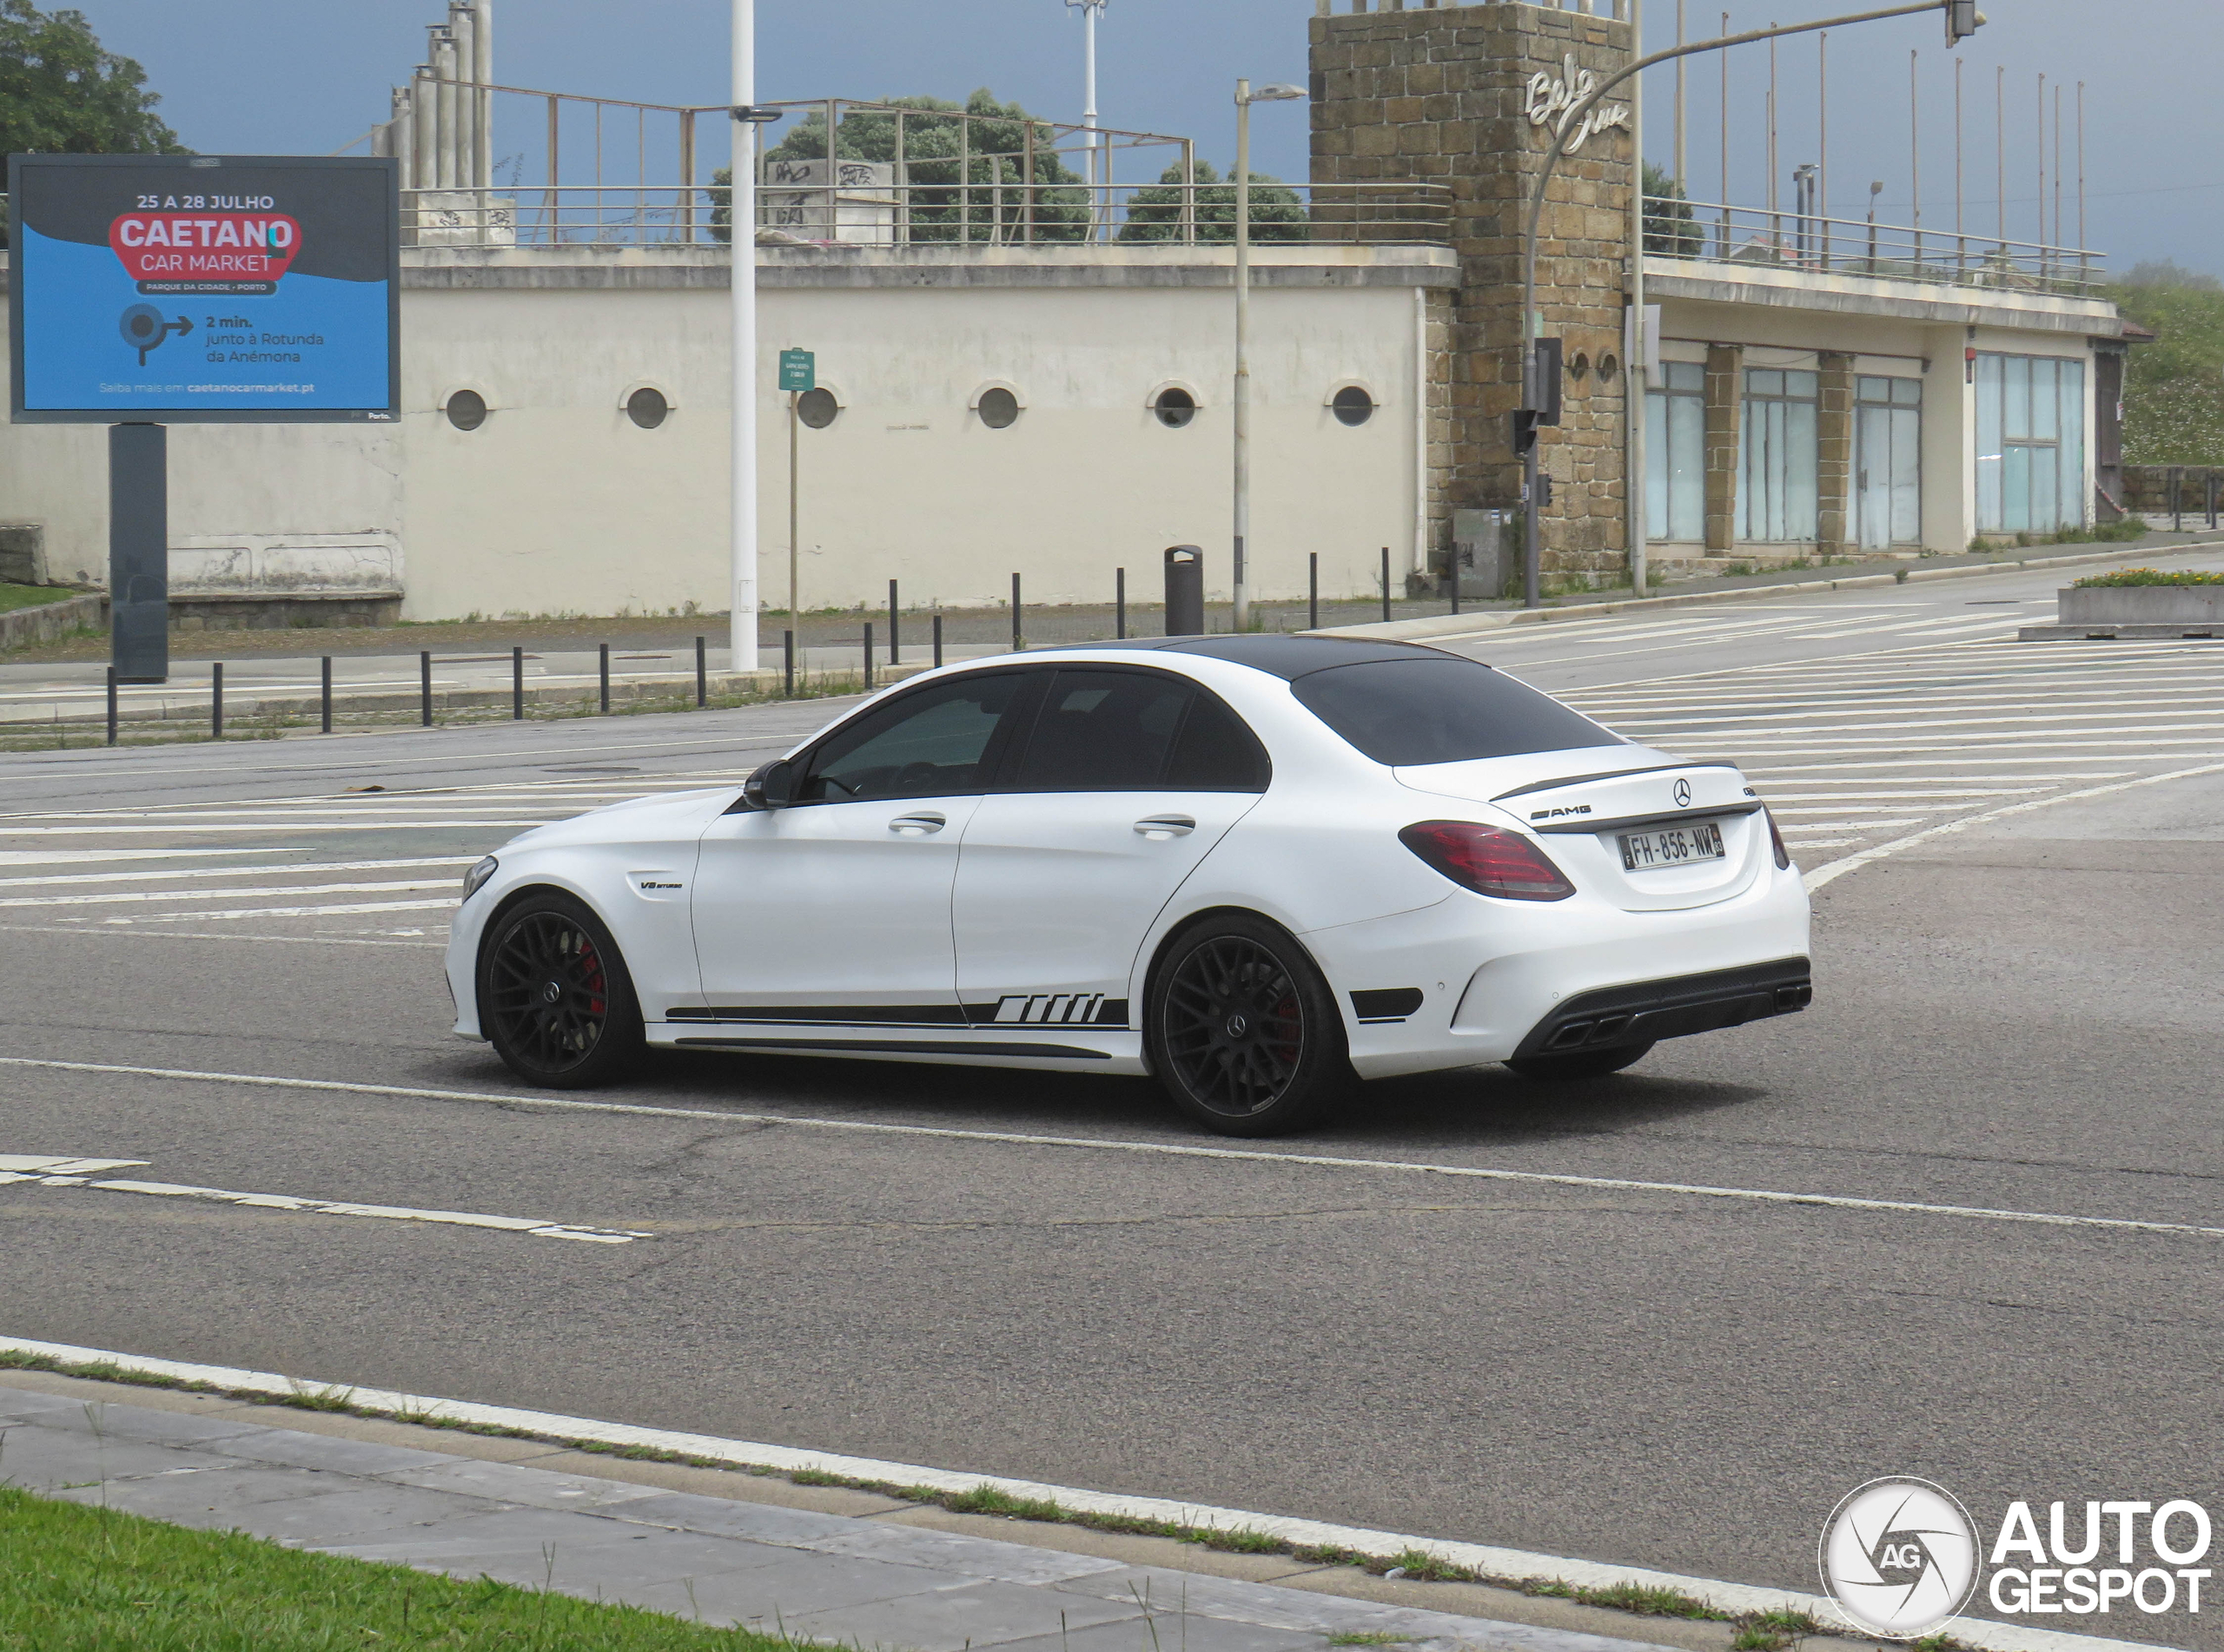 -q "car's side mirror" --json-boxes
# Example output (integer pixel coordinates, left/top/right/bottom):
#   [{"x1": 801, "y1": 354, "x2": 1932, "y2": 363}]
[{"x1": 743, "y1": 757, "x2": 798, "y2": 810}]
